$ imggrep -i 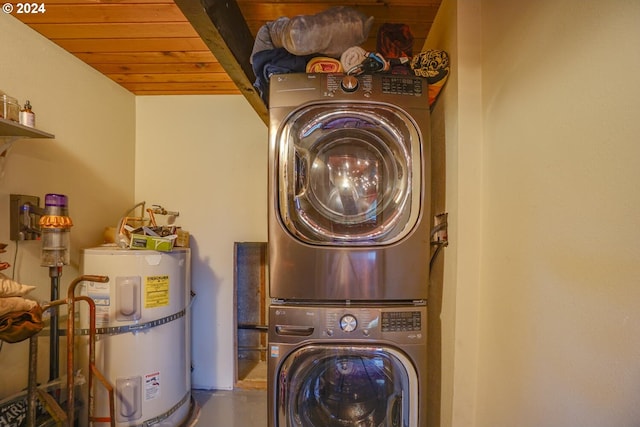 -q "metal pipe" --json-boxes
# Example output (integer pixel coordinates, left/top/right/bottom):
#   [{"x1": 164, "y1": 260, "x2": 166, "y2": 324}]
[
  {"x1": 74, "y1": 296, "x2": 96, "y2": 425},
  {"x1": 90, "y1": 363, "x2": 116, "y2": 426},
  {"x1": 49, "y1": 266, "x2": 62, "y2": 382},
  {"x1": 66, "y1": 274, "x2": 108, "y2": 427},
  {"x1": 36, "y1": 299, "x2": 68, "y2": 424},
  {"x1": 30, "y1": 285, "x2": 116, "y2": 427},
  {"x1": 74, "y1": 295, "x2": 115, "y2": 427},
  {"x1": 26, "y1": 335, "x2": 38, "y2": 427}
]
